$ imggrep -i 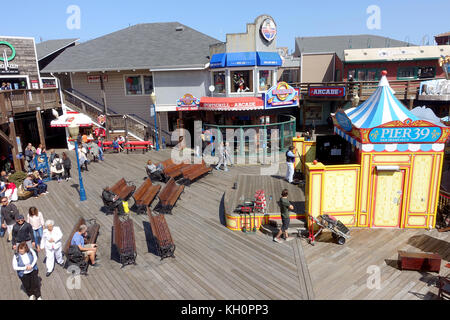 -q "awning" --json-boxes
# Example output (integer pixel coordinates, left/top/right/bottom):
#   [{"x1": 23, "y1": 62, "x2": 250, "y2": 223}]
[
  {"x1": 256, "y1": 52, "x2": 282, "y2": 66},
  {"x1": 51, "y1": 111, "x2": 93, "y2": 127},
  {"x1": 226, "y1": 52, "x2": 257, "y2": 67},
  {"x1": 210, "y1": 53, "x2": 226, "y2": 69},
  {"x1": 199, "y1": 97, "x2": 264, "y2": 111}
]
